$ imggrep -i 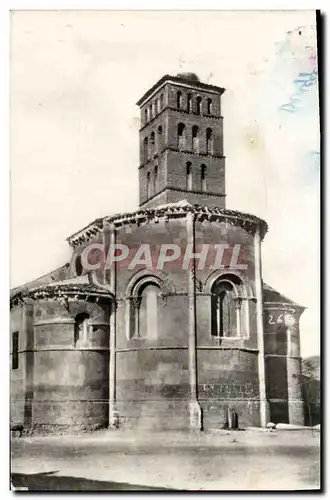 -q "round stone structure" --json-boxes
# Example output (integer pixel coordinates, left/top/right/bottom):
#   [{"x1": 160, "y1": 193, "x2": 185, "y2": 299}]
[{"x1": 66, "y1": 201, "x2": 268, "y2": 430}]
